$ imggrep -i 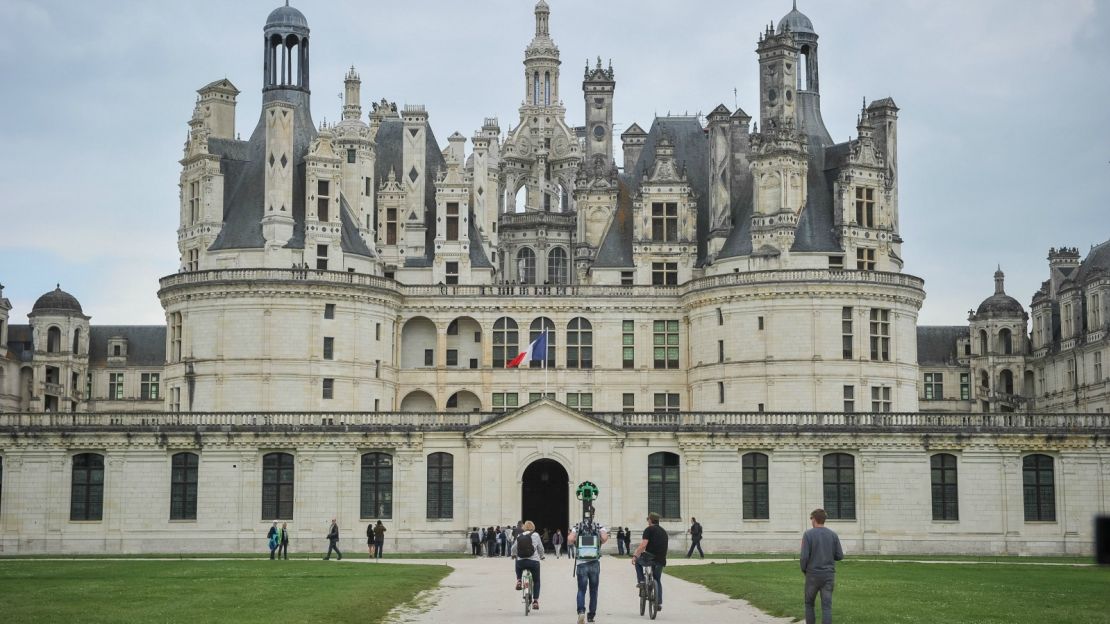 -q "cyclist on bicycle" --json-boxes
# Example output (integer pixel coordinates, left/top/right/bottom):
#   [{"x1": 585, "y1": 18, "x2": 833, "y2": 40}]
[
  {"x1": 631, "y1": 512, "x2": 669, "y2": 612},
  {"x1": 512, "y1": 520, "x2": 545, "y2": 611}
]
